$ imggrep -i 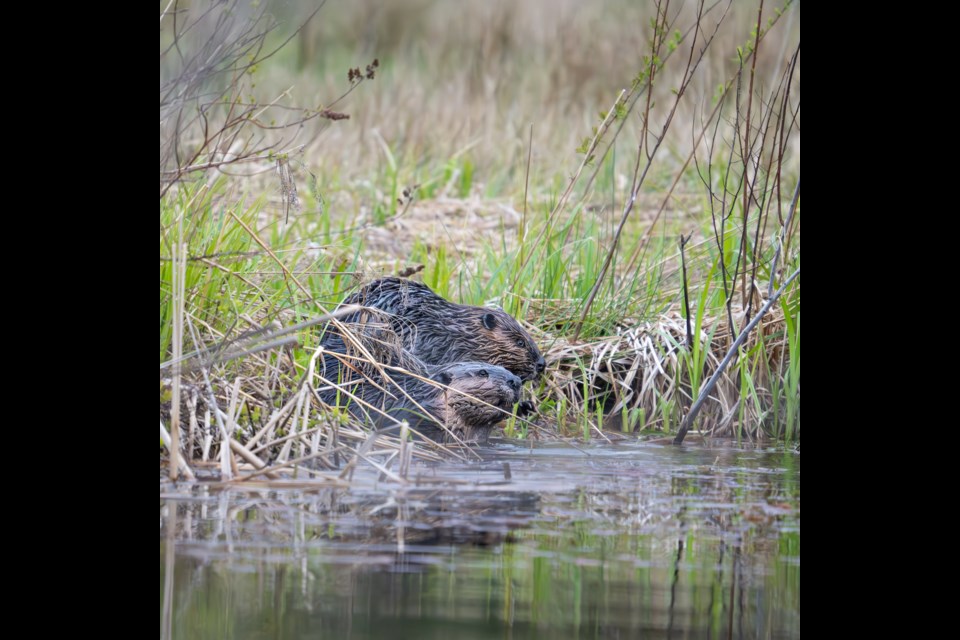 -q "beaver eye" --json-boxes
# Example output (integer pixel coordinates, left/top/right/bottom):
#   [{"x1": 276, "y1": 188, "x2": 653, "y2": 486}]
[
  {"x1": 515, "y1": 338, "x2": 525, "y2": 348},
  {"x1": 478, "y1": 369, "x2": 489, "y2": 378}
]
